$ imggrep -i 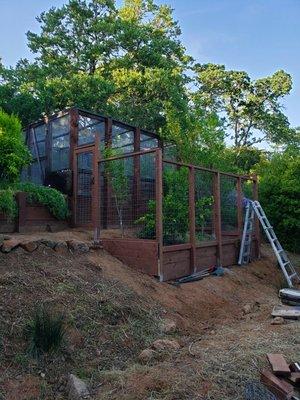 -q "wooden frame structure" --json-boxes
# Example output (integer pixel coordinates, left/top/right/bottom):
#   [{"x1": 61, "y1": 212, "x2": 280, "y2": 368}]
[
  {"x1": 96, "y1": 149, "x2": 260, "y2": 282},
  {"x1": 23, "y1": 108, "x2": 260, "y2": 281}
]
